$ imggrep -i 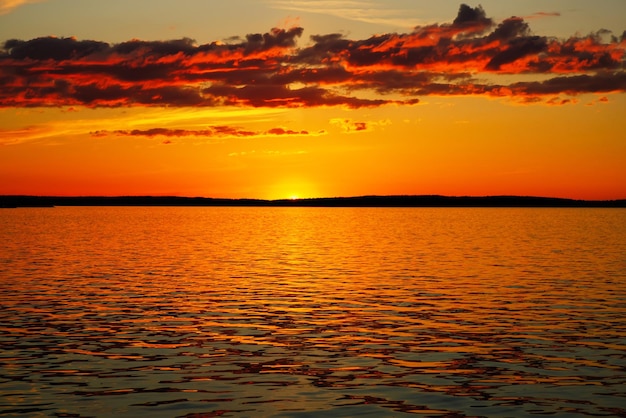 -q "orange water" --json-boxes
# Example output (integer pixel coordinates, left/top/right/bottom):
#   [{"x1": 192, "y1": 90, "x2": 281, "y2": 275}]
[{"x1": 1, "y1": 207, "x2": 625, "y2": 417}]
